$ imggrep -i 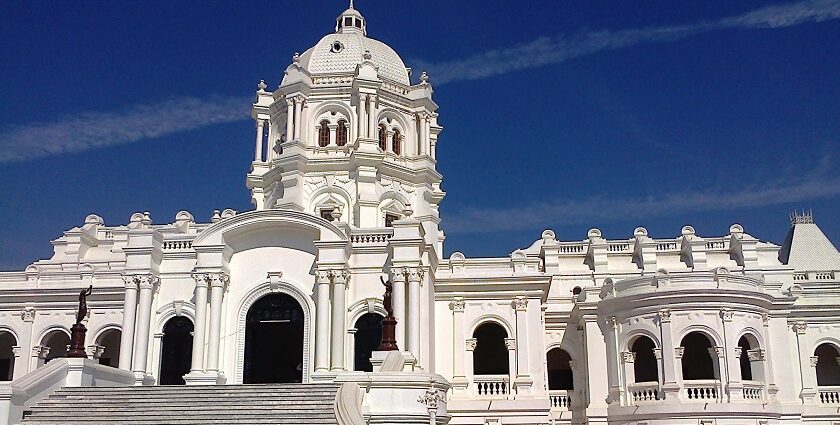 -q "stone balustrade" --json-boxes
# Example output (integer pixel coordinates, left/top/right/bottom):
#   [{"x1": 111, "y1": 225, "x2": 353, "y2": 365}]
[
  {"x1": 473, "y1": 375, "x2": 510, "y2": 398},
  {"x1": 549, "y1": 390, "x2": 572, "y2": 409}
]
